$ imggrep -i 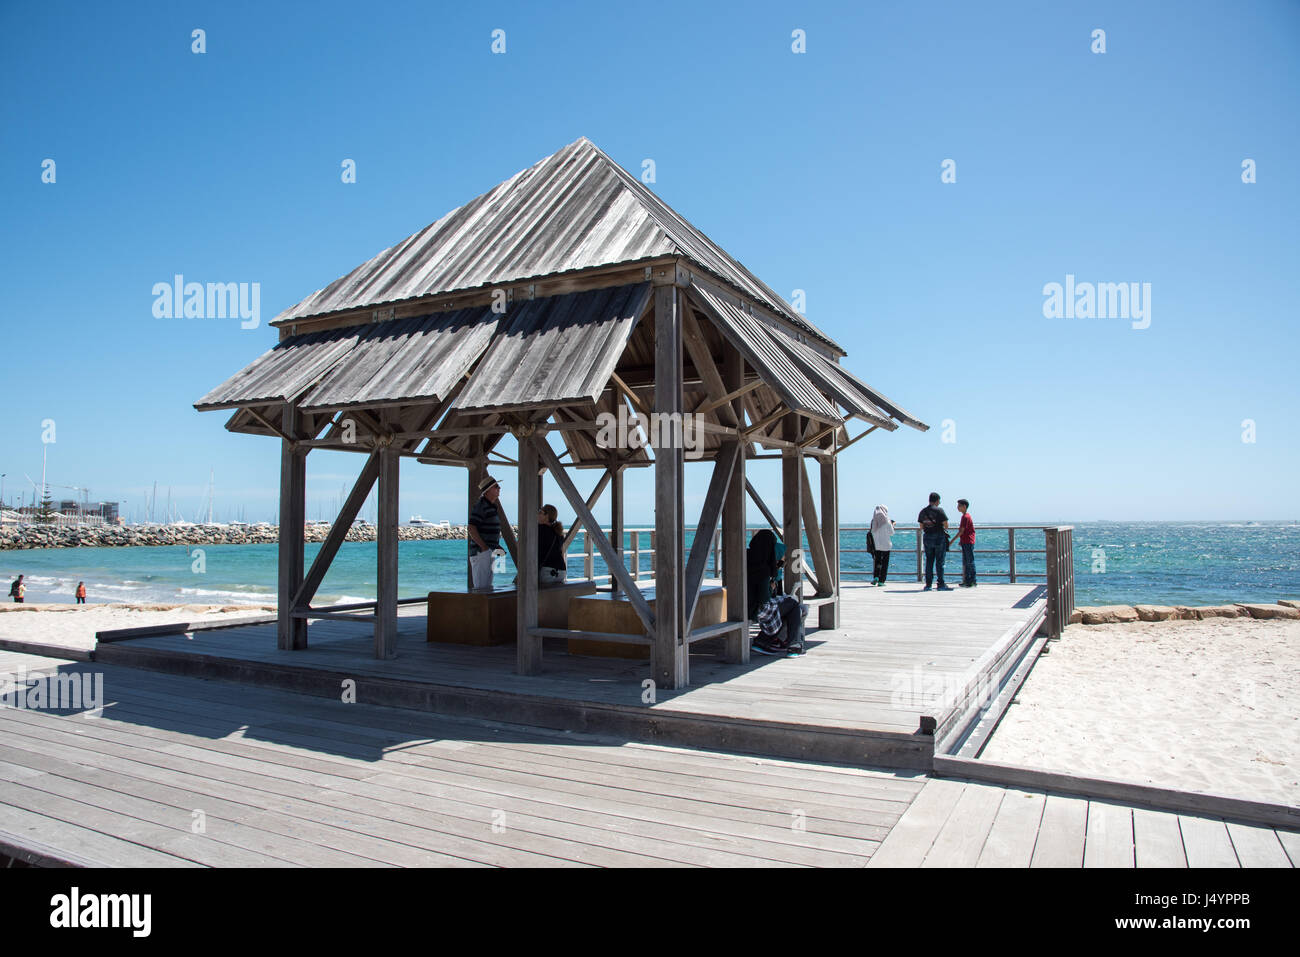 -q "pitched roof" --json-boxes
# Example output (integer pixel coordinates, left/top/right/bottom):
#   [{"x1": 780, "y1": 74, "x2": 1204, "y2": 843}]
[{"x1": 273, "y1": 137, "x2": 844, "y2": 354}]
